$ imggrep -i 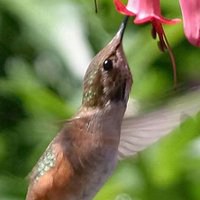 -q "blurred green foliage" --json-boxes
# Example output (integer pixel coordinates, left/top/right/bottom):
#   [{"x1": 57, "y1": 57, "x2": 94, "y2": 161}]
[{"x1": 0, "y1": 0, "x2": 200, "y2": 200}]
